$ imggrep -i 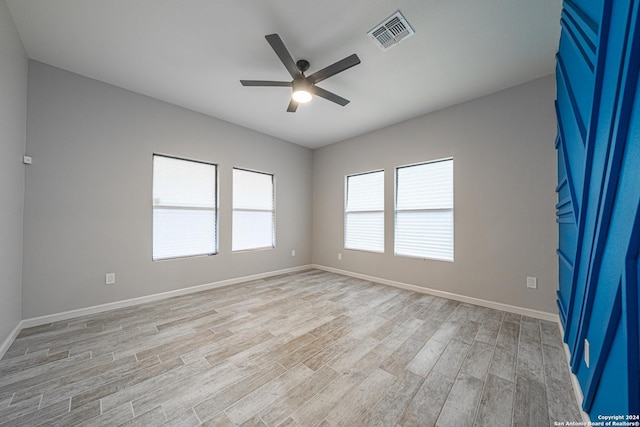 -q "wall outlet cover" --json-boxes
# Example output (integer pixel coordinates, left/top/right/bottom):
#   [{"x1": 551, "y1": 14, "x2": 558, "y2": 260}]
[
  {"x1": 105, "y1": 273, "x2": 116, "y2": 285},
  {"x1": 584, "y1": 338, "x2": 590, "y2": 368},
  {"x1": 526, "y1": 277, "x2": 537, "y2": 289}
]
